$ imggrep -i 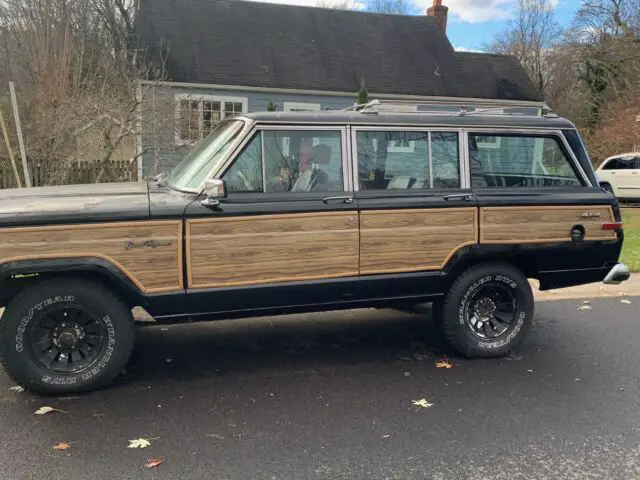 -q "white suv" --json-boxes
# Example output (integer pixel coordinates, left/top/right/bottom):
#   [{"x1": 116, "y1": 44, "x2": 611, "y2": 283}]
[{"x1": 596, "y1": 152, "x2": 640, "y2": 200}]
